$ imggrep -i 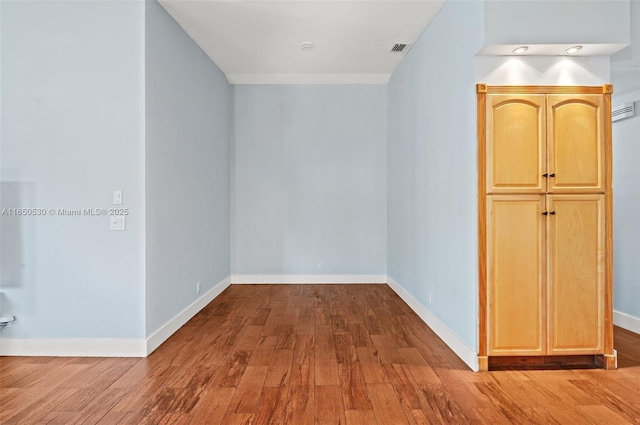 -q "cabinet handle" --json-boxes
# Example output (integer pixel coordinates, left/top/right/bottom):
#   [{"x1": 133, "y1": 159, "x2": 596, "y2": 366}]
[
  {"x1": 549, "y1": 173, "x2": 556, "y2": 177},
  {"x1": 550, "y1": 211, "x2": 556, "y2": 215},
  {"x1": 542, "y1": 173, "x2": 548, "y2": 177},
  {"x1": 542, "y1": 211, "x2": 548, "y2": 215}
]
